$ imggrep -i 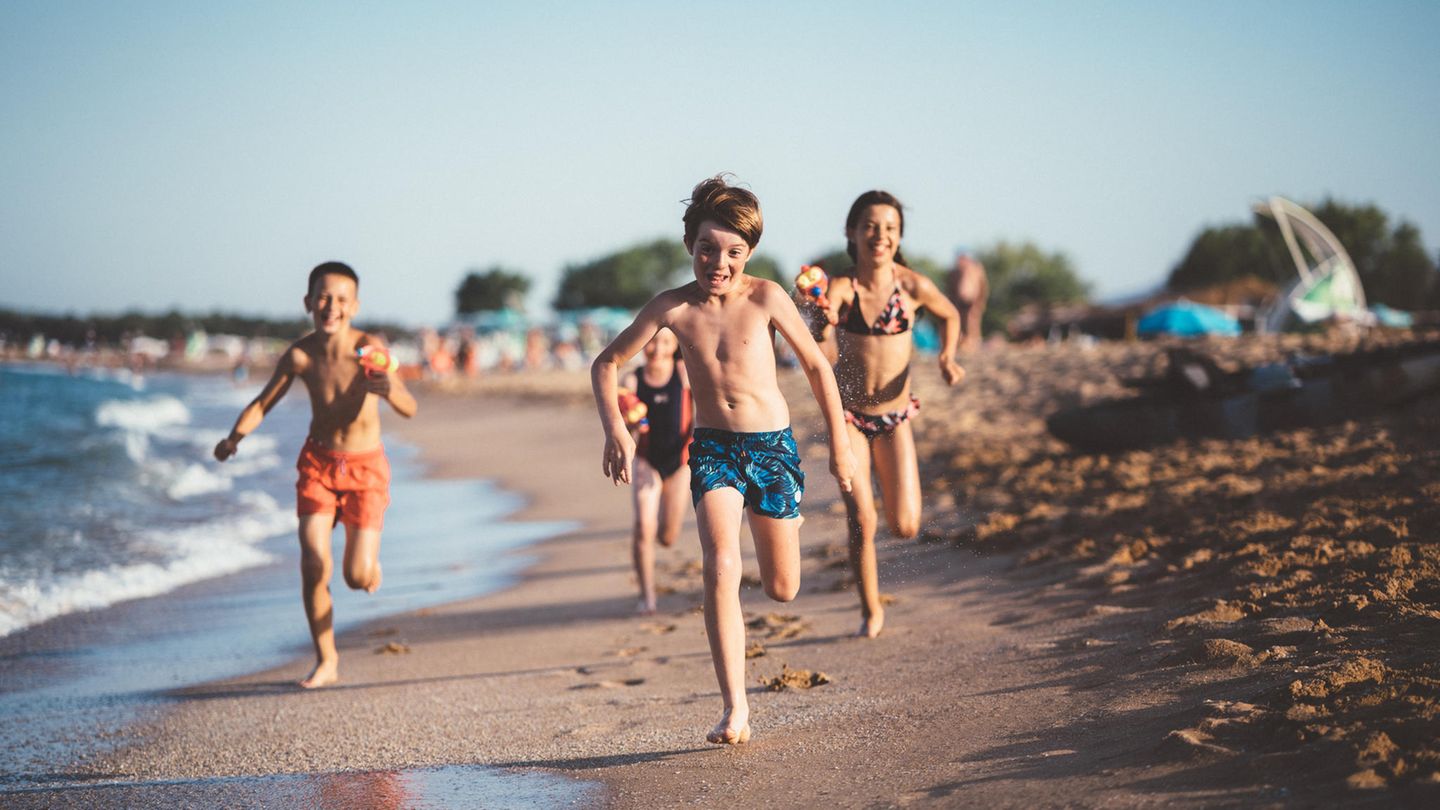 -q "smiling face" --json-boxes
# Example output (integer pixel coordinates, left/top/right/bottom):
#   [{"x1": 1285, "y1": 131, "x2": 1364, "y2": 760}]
[
  {"x1": 848, "y1": 204, "x2": 903, "y2": 266},
  {"x1": 305, "y1": 273, "x2": 359, "y2": 336},
  {"x1": 688, "y1": 220, "x2": 753, "y2": 296}
]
